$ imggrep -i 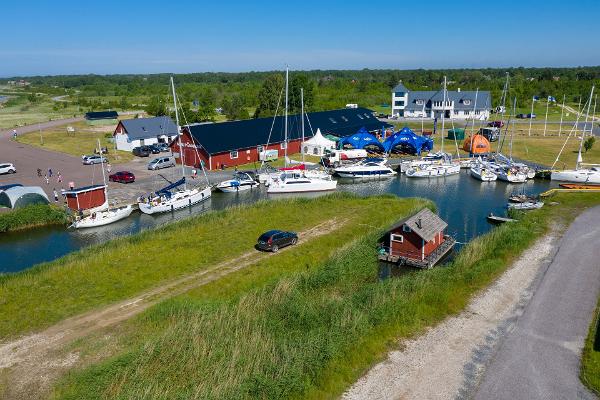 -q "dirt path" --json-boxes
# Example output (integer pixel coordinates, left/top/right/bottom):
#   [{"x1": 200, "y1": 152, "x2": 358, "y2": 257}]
[
  {"x1": 0, "y1": 218, "x2": 345, "y2": 399},
  {"x1": 342, "y1": 225, "x2": 561, "y2": 400}
]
